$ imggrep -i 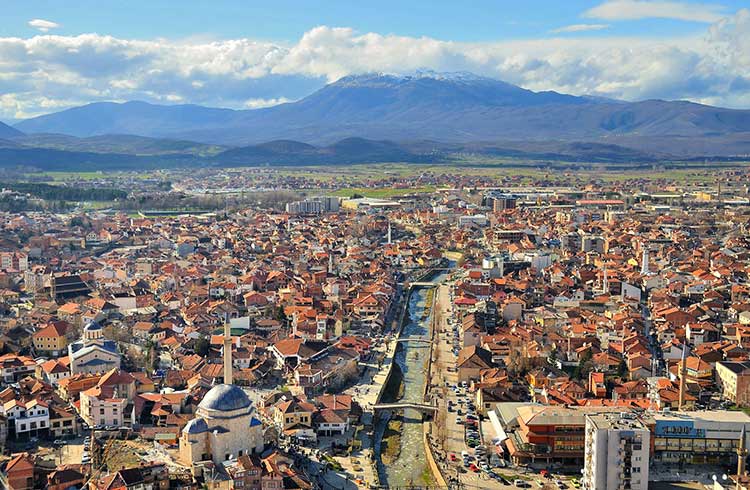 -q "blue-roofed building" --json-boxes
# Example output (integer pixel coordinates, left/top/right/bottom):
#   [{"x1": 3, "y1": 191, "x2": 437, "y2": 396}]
[{"x1": 68, "y1": 321, "x2": 121, "y2": 375}]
